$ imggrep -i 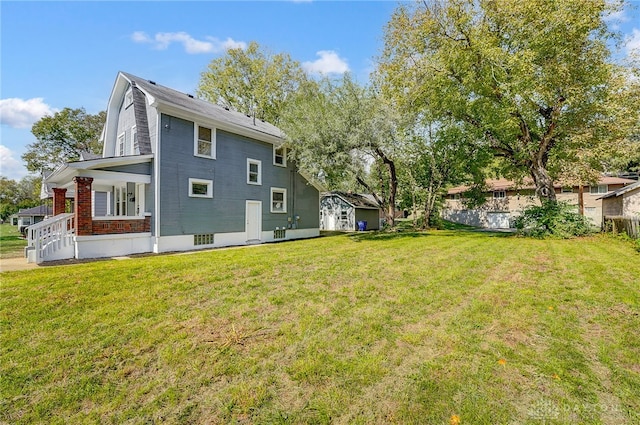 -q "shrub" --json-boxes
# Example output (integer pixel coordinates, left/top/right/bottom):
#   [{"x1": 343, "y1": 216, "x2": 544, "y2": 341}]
[{"x1": 514, "y1": 201, "x2": 593, "y2": 238}]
